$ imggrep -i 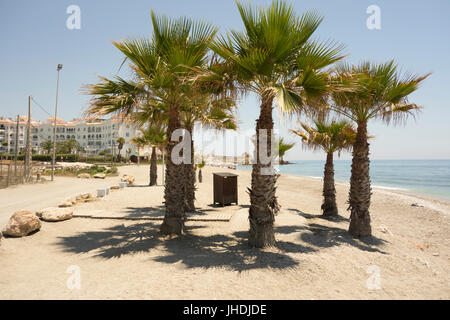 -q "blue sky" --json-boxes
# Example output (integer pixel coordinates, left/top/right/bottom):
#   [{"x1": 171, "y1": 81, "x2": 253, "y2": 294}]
[{"x1": 1, "y1": 0, "x2": 449, "y2": 160}]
